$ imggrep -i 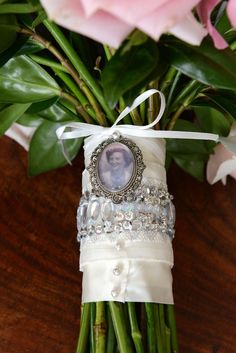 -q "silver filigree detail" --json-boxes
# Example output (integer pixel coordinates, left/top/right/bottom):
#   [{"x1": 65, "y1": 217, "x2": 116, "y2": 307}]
[{"x1": 87, "y1": 135, "x2": 146, "y2": 204}]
